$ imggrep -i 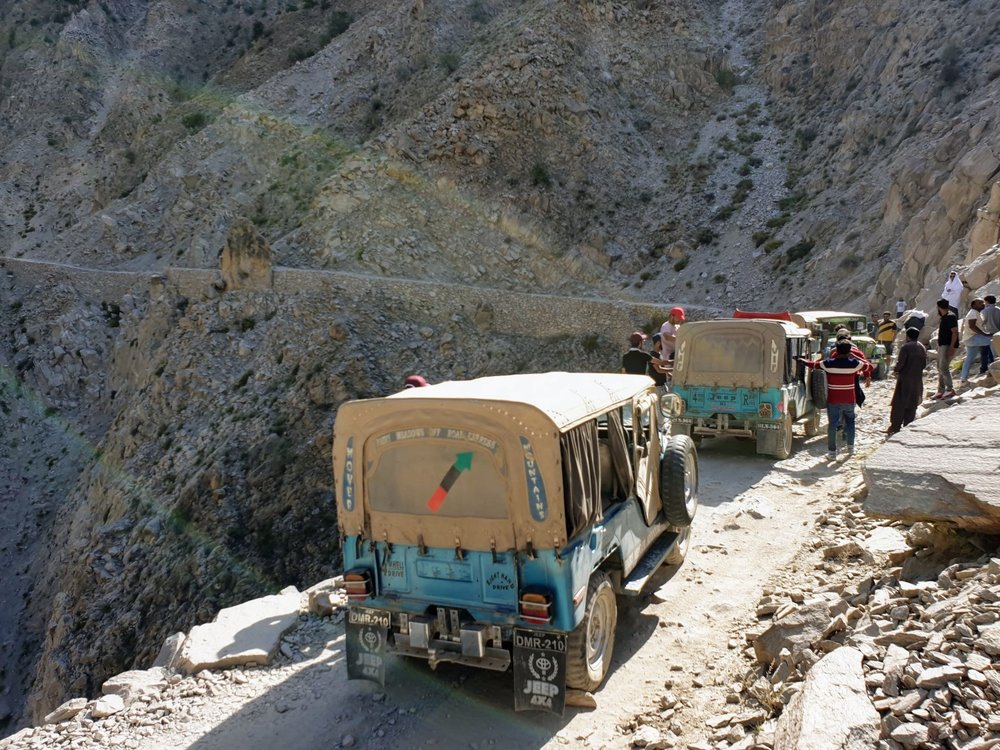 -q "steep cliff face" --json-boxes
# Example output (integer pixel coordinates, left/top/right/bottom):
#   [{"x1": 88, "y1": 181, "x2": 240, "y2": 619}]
[
  {"x1": 4, "y1": 0, "x2": 1000, "y2": 736},
  {"x1": 755, "y1": 0, "x2": 1000, "y2": 310}
]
